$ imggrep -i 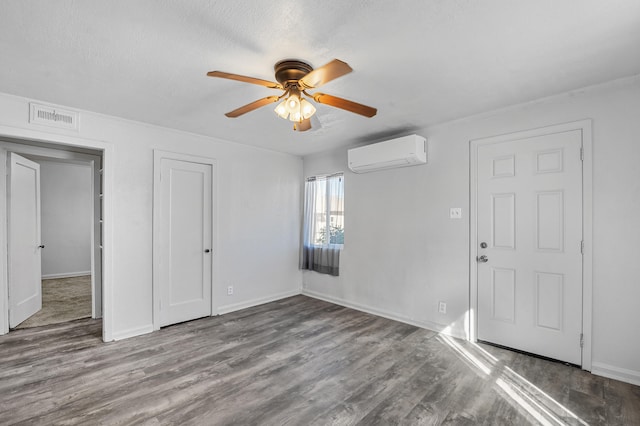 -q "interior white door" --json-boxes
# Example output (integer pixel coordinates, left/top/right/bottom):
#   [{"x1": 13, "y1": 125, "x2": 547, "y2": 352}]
[
  {"x1": 476, "y1": 130, "x2": 583, "y2": 365},
  {"x1": 8, "y1": 153, "x2": 43, "y2": 327},
  {"x1": 159, "y1": 158, "x2": 212, "y2": 326}
]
